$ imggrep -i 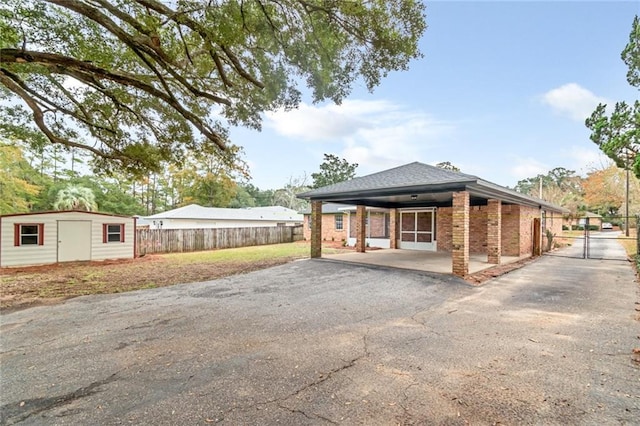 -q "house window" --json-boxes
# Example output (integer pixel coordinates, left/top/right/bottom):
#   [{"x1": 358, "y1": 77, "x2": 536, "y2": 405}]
[
  {"x1": 14, "y1": 223, "x2": 44, "y2": 246},
  {"x1": 308, "y1": 217, "x2": 312, "y2": 229},
  {"x1": 103, "y1": 224, "x2": 125, "y2": 243},
  {"x1": 335, "y1": 214, "x2": 343, "y2": 230}
]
